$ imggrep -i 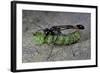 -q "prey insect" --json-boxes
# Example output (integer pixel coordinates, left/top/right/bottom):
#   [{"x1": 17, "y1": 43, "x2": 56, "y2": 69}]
[{"x1": 32, "y1": 24, "x2": 85, "y2": 45}]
